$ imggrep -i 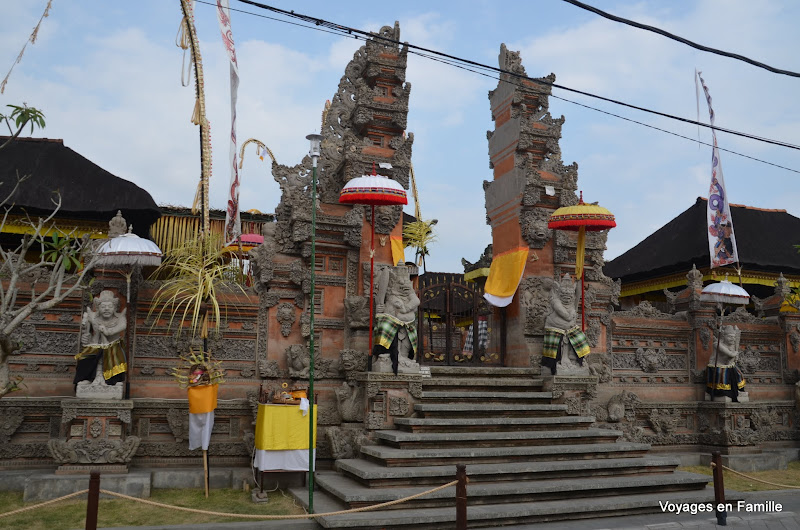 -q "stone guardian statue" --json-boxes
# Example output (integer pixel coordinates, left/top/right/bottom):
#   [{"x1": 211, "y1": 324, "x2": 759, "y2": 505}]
[
  {"x1": 372, "y1": 265, "x2": 420, "y2": 375},
  {"x1": 541, "y1": 274, "x2": 590, "y2": 375},
  {"x1": 74, "y1": 290, "x2": 127, "y2": 398},
  {"x1": 706, "y1": 325, "x2": 748, "y2": 402}
]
